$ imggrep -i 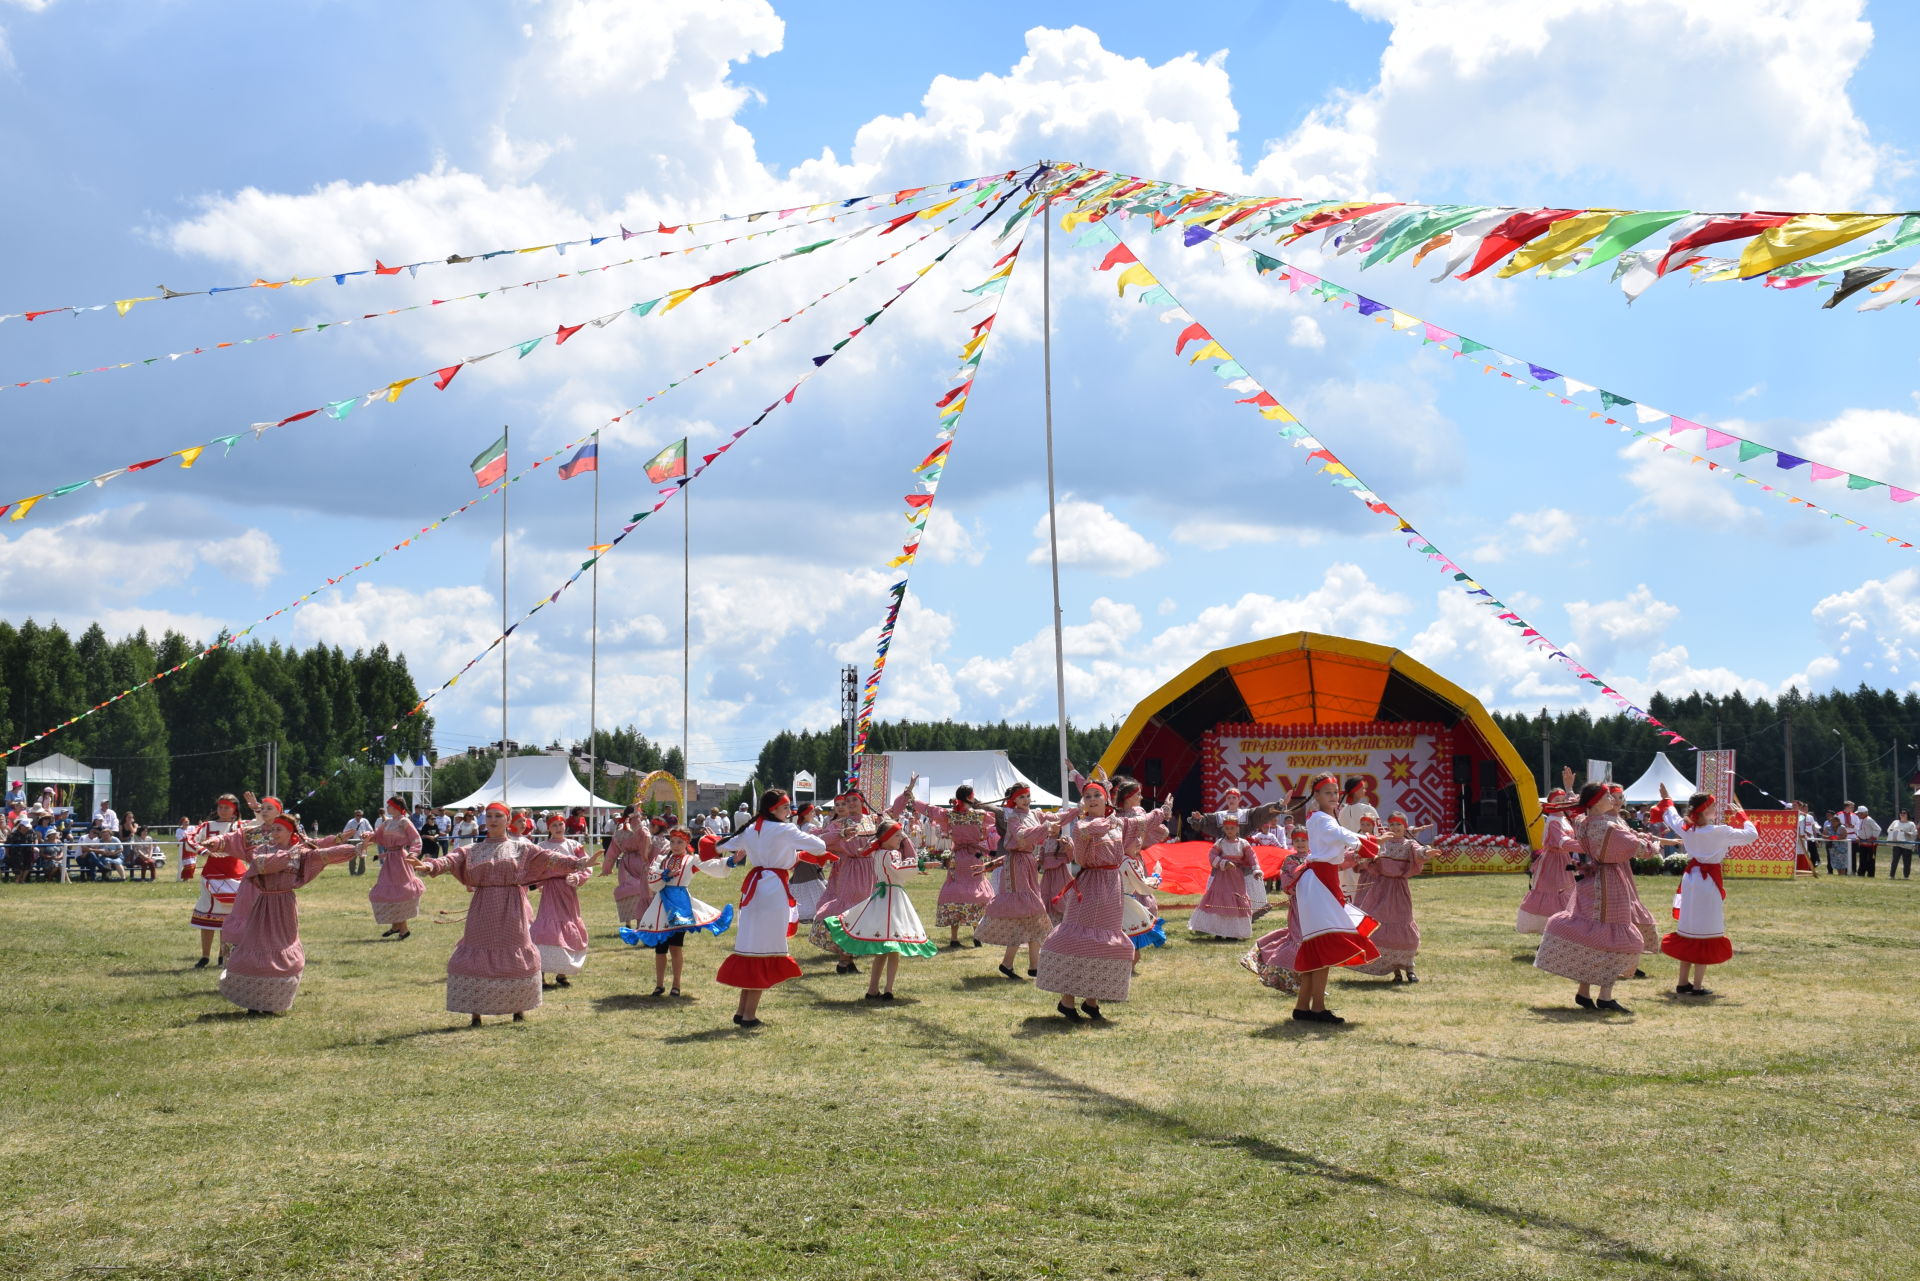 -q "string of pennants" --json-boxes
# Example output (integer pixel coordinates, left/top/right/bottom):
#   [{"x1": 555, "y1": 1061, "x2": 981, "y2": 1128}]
[
  {"x1": 1052, "y1": 164, "x2": 1920, "y2": 310},
  {"x1": 295, "y1": 171, "x2": 1024, "y2": 800},
  {"x1": 1071, "y1": 212, "x2": 1920, "y2": 546},
  {"x1": 1, "y1": 200, "x2": 992, "y2": 762},
  {"x1": 0, "y1": 168, "x2": 1013, "y2": 326},
  {"x1": 0, "y1": 182, "x2": 987, "y2": 395},
  {"x1": 0, "y1": 185, "x2": 1010, "y2": 526},
  {"x1": 1088, "y1": 221, "x2": 1697, "y2": 751},
  {"x1": 848, "y1": 171, "x2": 1057, "y2": 763}
]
